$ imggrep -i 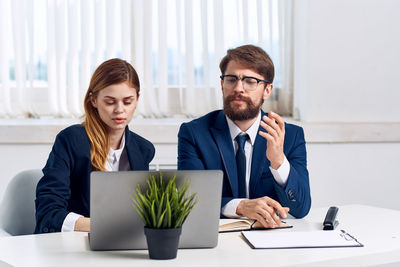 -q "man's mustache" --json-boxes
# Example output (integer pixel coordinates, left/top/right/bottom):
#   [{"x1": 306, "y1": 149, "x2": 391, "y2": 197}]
[{"x1": 226, "y1": 94, "x2": 252, "y2": 104}]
